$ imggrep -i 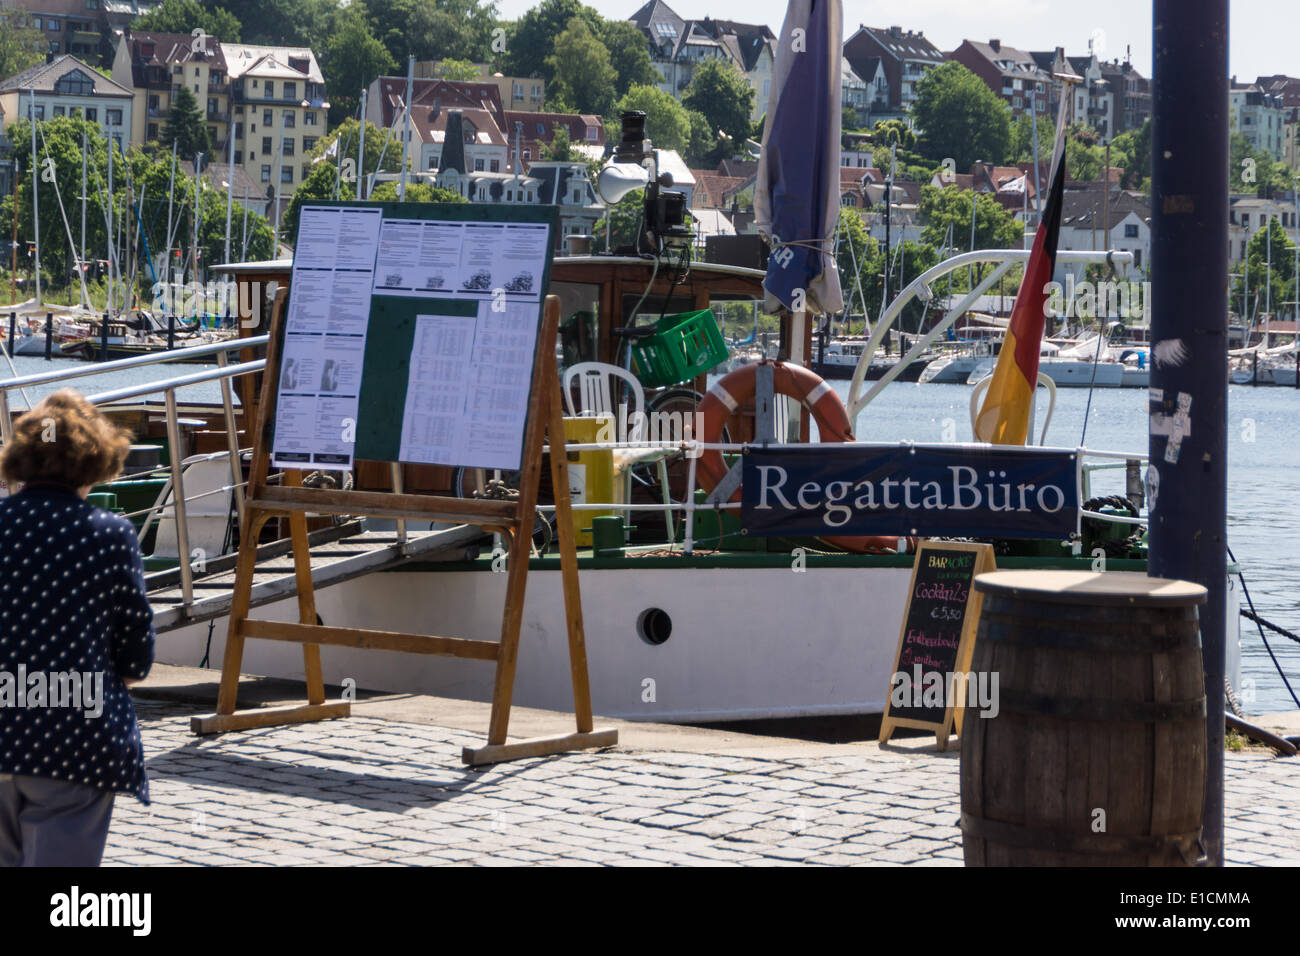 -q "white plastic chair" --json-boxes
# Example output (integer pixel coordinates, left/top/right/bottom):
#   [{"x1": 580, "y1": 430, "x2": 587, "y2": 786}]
[
  {"x1": 562, "y1": 361, "x2": 675, "y2": 541},
  {"x1": 139, "y1": 451, "x2": 236, "y2": 566},
  {"x1": 969, "y1": 372, "x2": 1058, "y2": 446}
]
